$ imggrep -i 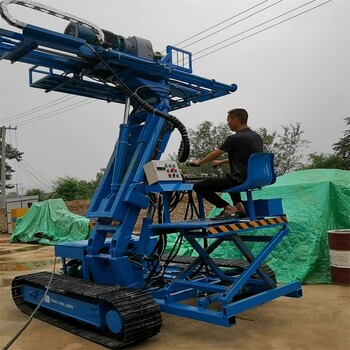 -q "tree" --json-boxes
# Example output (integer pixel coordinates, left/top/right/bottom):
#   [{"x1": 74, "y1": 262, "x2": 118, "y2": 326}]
[
  {"x1": 169, "y1": 121, "x2": 231, "y2": 173},
  {"x1": 257, "y1": 122, "x2": 310, "y2": 176},
  {"x1": 6, "y1": 191, "x2": 19, "y2": 199},
  {"x1": 50, "y1": 177, "x2": 93, "y2": 201},
  {"x1": 25, "y1": 188, "x2": 48, "y2": 201},
  {"x1": 304, "y1": 117, "x2": 350, "y2": 170},
  {"x1": 188, "y1": 121, "x2": 231, "y2": 158},
  {"x1": 169, "y1": 120, "x2": 309, "y2": 176},
  {"x1": 89, "y1": 168, "x2": 105, "y2": 193},
  {"x1": 49, "y1": 169, "x2": 104, "y2": 201},
  {"x1": 331, "y1": 116, "x2": 350, "y2": 169},
  {"x1": 303, "y1": 153, "x2": 345, "y2": 169},
  {"x1": 0, "y1": 138, "x2": 23, "y2": 190}
]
